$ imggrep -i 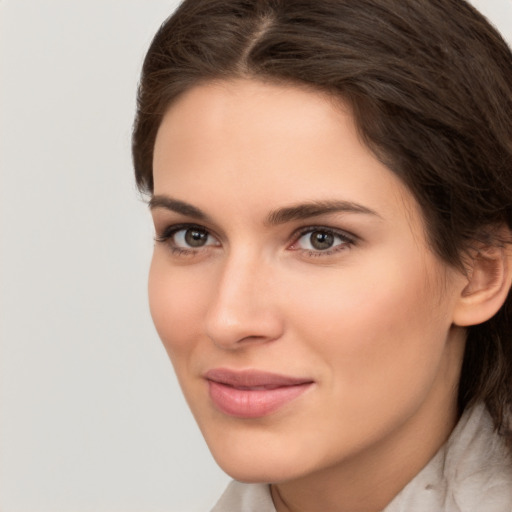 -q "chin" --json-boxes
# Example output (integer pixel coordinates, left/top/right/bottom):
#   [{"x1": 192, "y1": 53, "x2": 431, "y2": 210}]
[
  {"x1": 214, "y1": 455, "x2": 304, "y2": 484},
  {"x1": 203, "y1": 427, "x2": 318, "y2": 484}
]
